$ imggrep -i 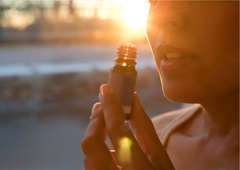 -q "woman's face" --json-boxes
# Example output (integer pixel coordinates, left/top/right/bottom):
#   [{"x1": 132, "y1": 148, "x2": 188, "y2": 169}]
[{"x1": 146, "y1": 1, "x2": 239, "y2": 104}]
